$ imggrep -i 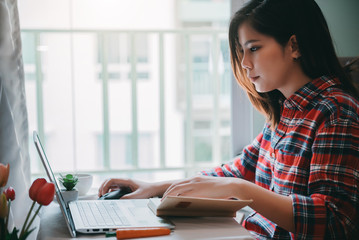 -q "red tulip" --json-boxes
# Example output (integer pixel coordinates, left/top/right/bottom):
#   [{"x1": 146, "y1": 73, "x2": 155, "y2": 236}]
[
  {"x1": 36, "y1": 183, "x2": 55, "y2": 206},
  {"x1": 29, "y1": 178, "x2": 47, "y2": 201},
  {"x1": 3, "y1": 186, "x2": 15, "y2": 201},
  {"x1": 0, "y1": 163, "x2": 10, "y2": 187}
]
